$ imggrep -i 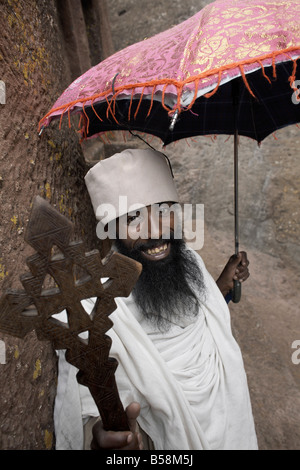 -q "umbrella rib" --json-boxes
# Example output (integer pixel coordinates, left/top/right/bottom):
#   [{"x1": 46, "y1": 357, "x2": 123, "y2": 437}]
[
  {"x1": 249, "y1": 95, "x2": 259, "y2": 143},
  {"x1": 238, "y1": 79, "x2": 259, "y2": 143},
  {"x1": 247, "y1": 63, "x2": 293, "y2": 137}
]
